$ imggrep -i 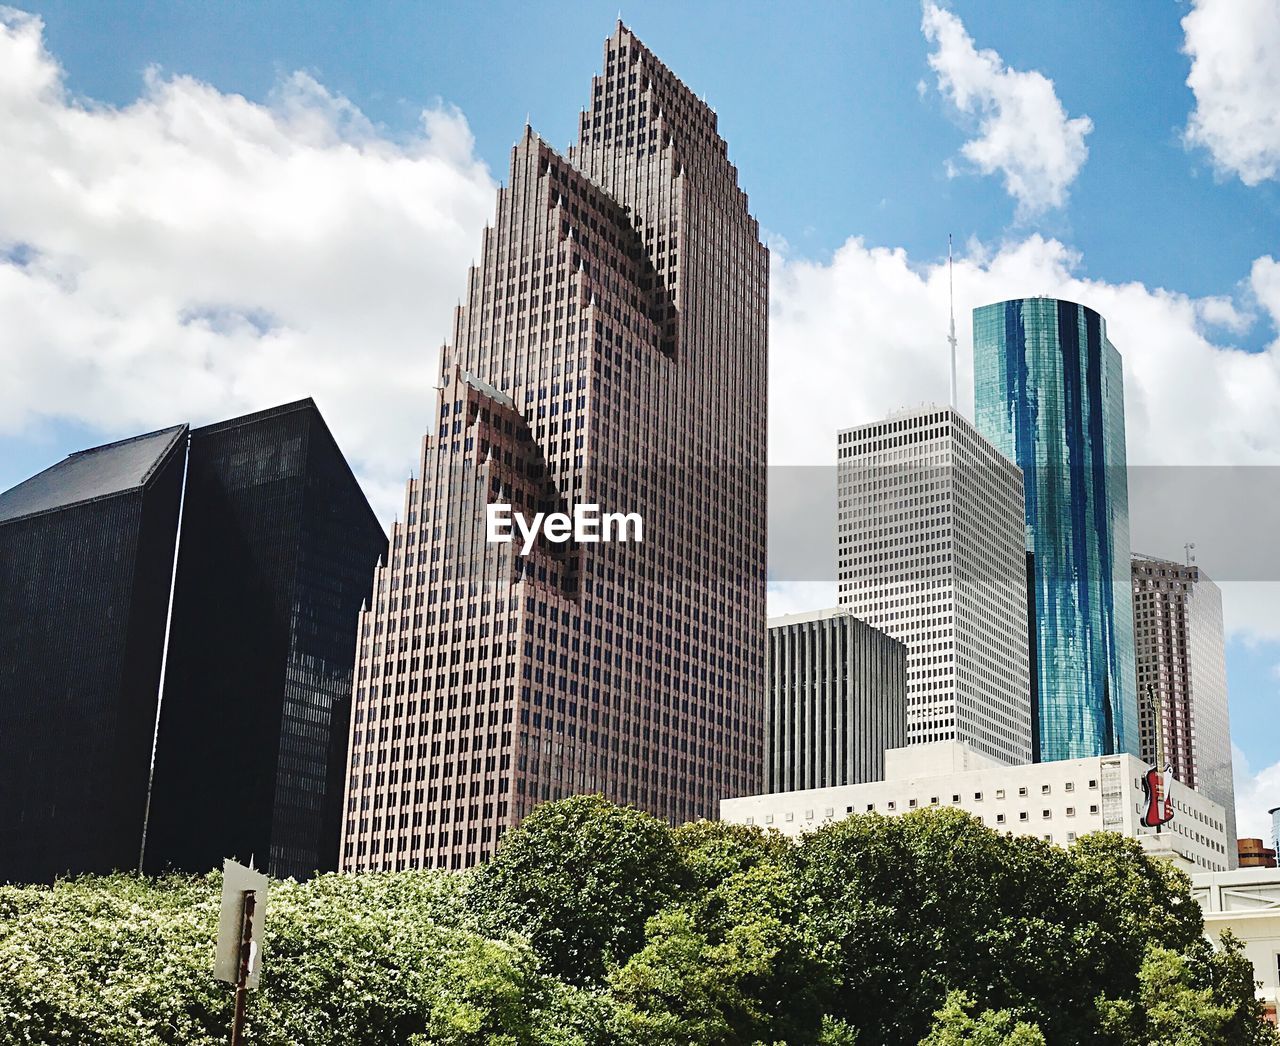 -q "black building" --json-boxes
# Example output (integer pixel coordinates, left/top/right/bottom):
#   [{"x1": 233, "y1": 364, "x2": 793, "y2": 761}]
[
  {"x1": 144, "y1": 401, "x2": 386, "y2": 879},
  {"x1": 0, "y1": 426, "x2": 187, "y2": 882},
  {"x1": 0, "y1": 400, "x2": 385, "y2": 884}
]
